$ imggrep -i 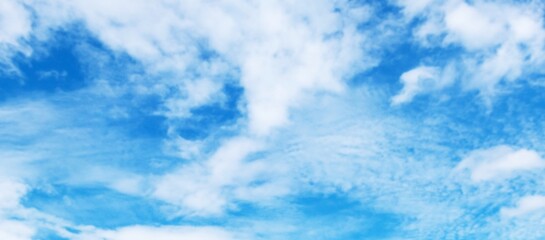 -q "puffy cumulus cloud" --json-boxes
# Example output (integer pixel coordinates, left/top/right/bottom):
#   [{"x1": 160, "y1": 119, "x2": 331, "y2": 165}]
[
  {"x1": 0, "y1": 180, "x2": 28, "y2": 211},
  {"x1": 138, "y1": 0, "x2": 380, "y2": 216},
  {"x1": 204, "y1": 1, "x2": 372, "y2": 135},
  {"x1": 392, "y1": 64, "x2": 455, "y2": 105},
  {"x1": 18, "y1": 0, "x2": 377, "y2": 136},
  {"x1": 161, "y1": 79, "x2": 223, "y2": 119},
  {"x1": 501, "y1": 195, "x2": 545, "y2": 218},
  {"x1": 394, "y1": 0, "x2": 545, "y2": 103},
  {"x1": 75, "y1": 225, "x2": 237, "y2": 240},
  {"x1": 456, "y1": 145, "x2": 545, "y2": 182}
]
